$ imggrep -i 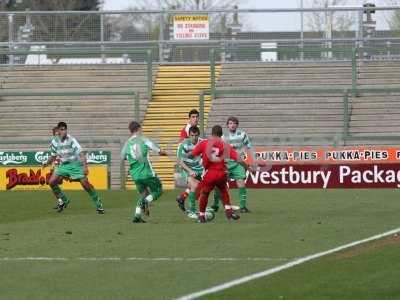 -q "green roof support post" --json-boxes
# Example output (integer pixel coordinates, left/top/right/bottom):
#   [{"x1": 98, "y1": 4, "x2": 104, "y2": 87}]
[
  {"x1": 351, "y1": 47, "x2": 358, "y2": 98},
  {"x1": 199, "y1": 91, "x2": 205, "y2": 138},
  {"x1": 209, "y1": 48, "x2": 216, "y2": 101},
  {"x1": 134, "y1": 92, "x2": 140, "y2": 122},
  {"x1": 146, "y1": 49, "x2": 153, "y2": 102},
  {"x1": 343, "y1": 89, "x2": 350, "y2": 140}
]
